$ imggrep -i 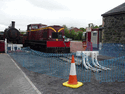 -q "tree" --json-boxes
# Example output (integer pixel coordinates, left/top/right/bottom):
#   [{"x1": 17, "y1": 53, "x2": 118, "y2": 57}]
[
  {"x1": 99, "y1": 25, "x2": 102, "y2": 27},
  {"x1": 70, "y1": 30, "x2": 76, "y2": 40},
  {"x1": 80, "y1": 28, "x2": 86, "y2": 32},
  {"x1": 63, "y1": 25, "x2": 68, "y2": 30},
  {"x1": 77, "y1": 31, "x2": 83, "y2": 40},
  {"x1": 74, "y1": 34, "x2": 78, "y2": 40},
  {"x1": 64, "y1": 29, "x2": 70, "y2": 38},
  {"x1": 63, "y1": 25, "x2": 84, "y2": 40},
  {"x1": 93, "y1": 25, "x2": 99, "y2": 29},
  {"x1": 20, "y1": 32, "x2": 26, "y2": 34},
  {"x1": 63, "y1": 25, "x2": 70, "y2": 38}
]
